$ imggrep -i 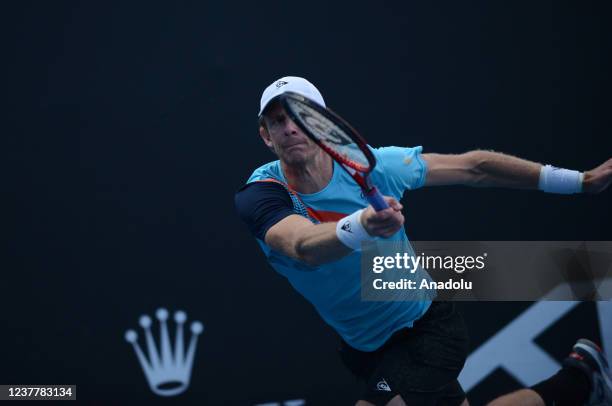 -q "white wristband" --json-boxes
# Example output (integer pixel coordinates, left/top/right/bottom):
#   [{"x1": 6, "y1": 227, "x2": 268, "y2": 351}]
[
  {"x1": 336, "y1": 209, "x2": 375, "y2": 251},
  {"x1": 538, "y1": 164, "x2": 583, "y2": 194}
]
